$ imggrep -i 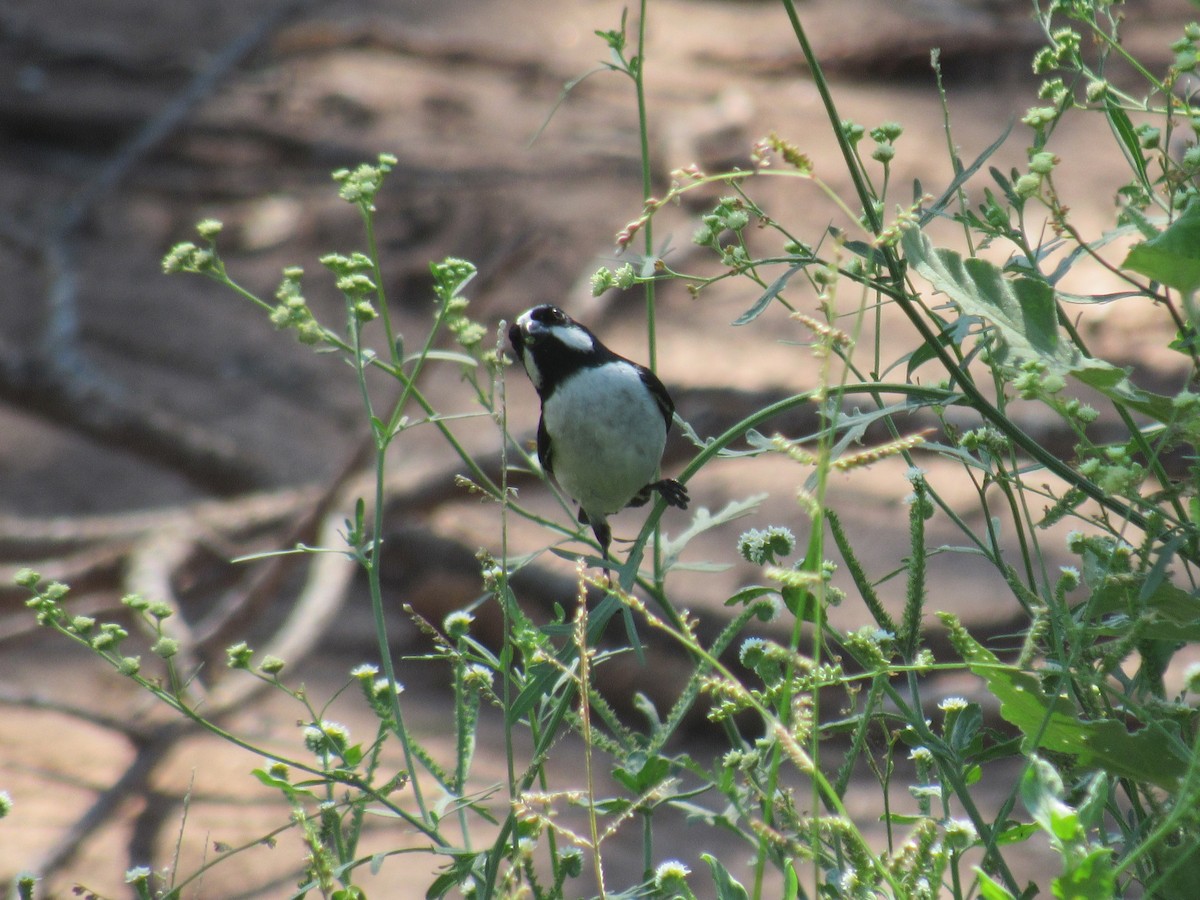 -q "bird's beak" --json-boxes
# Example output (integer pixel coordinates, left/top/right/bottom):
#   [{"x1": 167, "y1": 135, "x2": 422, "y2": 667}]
[{"x1": 507, "y1": 322, "x2": 526, "y2": 362}]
